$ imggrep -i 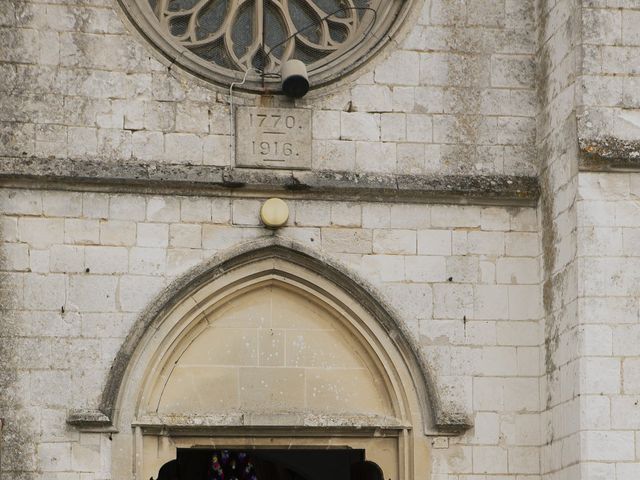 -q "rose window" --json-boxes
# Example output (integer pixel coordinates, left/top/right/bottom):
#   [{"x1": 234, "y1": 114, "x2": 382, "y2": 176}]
[{"x1": 120, "y1": 0, "x2": 410, "y2": 91}]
